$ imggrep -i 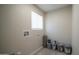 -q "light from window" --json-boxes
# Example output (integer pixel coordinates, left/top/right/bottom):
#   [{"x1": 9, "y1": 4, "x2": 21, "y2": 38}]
[{"x1": 31, "y1": 11, "x2": 43, "y2": 30}]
